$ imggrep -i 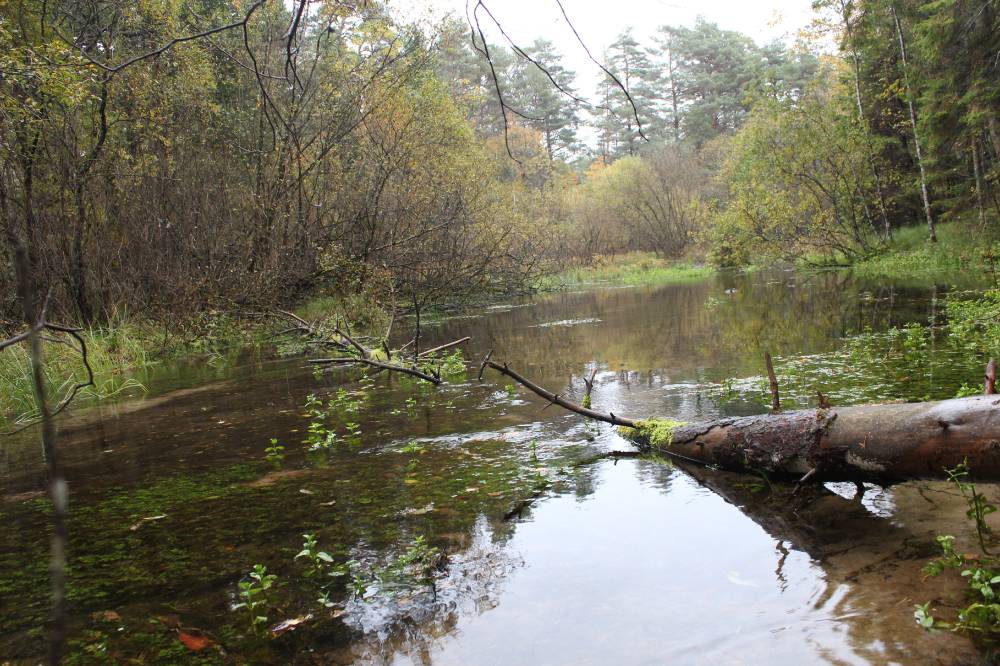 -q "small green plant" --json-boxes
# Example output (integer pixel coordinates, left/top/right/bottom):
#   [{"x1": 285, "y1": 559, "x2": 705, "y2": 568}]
[
  {"x1": 401, "y1": 442, "x2": 425, "y2": 472},
  {"x1": 947, "y1": 461, "x2": 996, "y2": 554},
  {"x1": 234, "y1": 564, "x2": 277, "y2": 635},
  {"x1": 914, "y1": 601, "x2": 936, "y2": 629},
  {"x1": 295, "y1": 534, "x2": 334, "y2": 578},
  {"x1": 917, "y1": 461, "x2": 1000, "y2": 637},
  {"x1": 504, "y1": 384, "x2": 517, "y2": 399},
  {"x1": 305, "y1": 393, "x2": 323, "y2": 413},
  {"x1": 416, "y1": 349, "x2": 466, "y2": 378},
  {"x1": 303, "y1": 394, "x2": 338, "y2": 451},
  {"x1": 263, "y1": 438, "x2": 285, "y2": 466},
  {"x1": 956, "y1": 383, "x2": 981, "y2": 398}
]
